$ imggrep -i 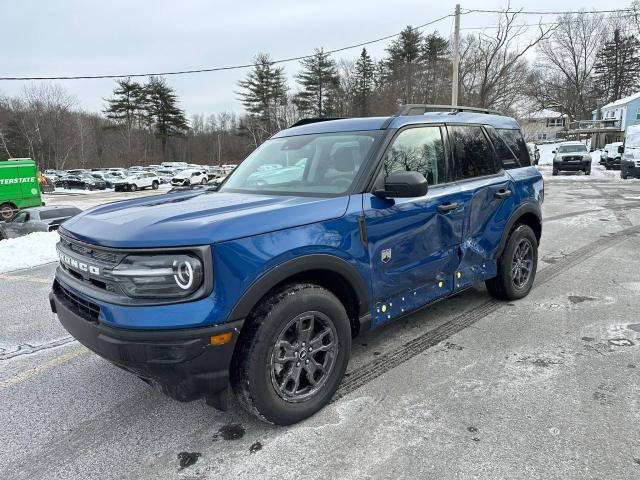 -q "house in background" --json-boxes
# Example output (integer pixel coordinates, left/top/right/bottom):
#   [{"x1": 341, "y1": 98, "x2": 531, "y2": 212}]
[
  {"x1": 581, "y1": 91, "x2": 640, "y2": 148},
  {"x1": 519, "y1": 109, "x2": 568, "y2": 142}
]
